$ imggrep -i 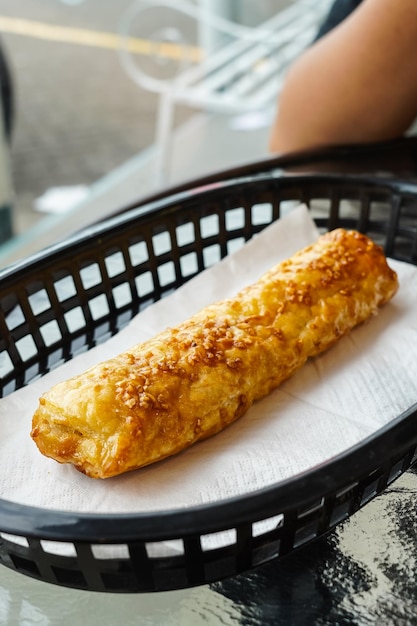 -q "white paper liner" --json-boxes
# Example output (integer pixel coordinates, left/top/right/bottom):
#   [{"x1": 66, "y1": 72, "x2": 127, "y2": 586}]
[{"x1": 1, "y1": 205, "x2": 417, "y2": 519}]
